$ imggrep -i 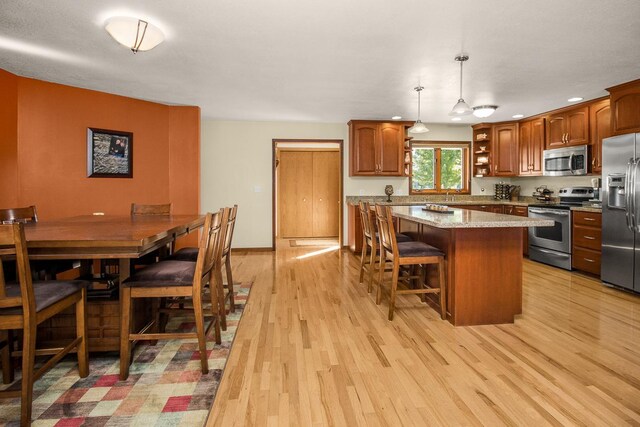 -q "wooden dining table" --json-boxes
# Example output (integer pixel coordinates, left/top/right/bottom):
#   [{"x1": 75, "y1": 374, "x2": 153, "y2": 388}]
[{"x1": 19, "y1": 214, "x2": 205, "y2": 351}]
